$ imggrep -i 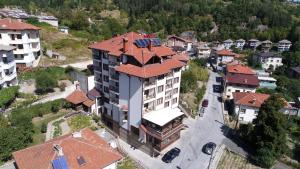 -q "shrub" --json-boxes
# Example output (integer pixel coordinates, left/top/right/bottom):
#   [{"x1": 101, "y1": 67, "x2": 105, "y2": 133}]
[
  {"x1": 92, "y1": 115, "x2": 101, "y2": 123},
  {"x1": 65, "y1": 66, "x2": 75, "y2": 74},
  {"x1": 0, "y1": 86, "x2": 19, "y2": 109},
  {"x1": 253, "y1": 148, "x2": 276, "y2": 168},
  {"x1": 41, "y1": 123, "x2": 47, "y2": 133},
  {"x1": 68, "y1": 115, "x2": 91, "y2": 131},
  {"x1": 35, "y1": 72, "x2": 57, "y2": 94}
]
